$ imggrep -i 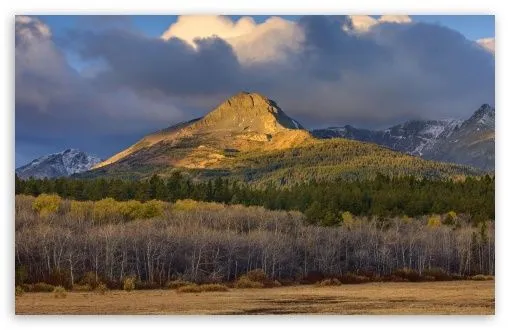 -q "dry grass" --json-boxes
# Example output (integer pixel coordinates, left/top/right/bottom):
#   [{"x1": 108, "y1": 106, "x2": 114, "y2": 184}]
[
  {"x1": 15, "y1": 281, "x2": 494, "y2": 315},
  {"x1": 316, "y1": 278, "x2": 342, "y2": 287},
  {"x1": 167, "y1": 280, "x2": 194, "y2": 289},
  {"x1": 234, "y1": 277, "x2": 264, "y2": 289}
]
